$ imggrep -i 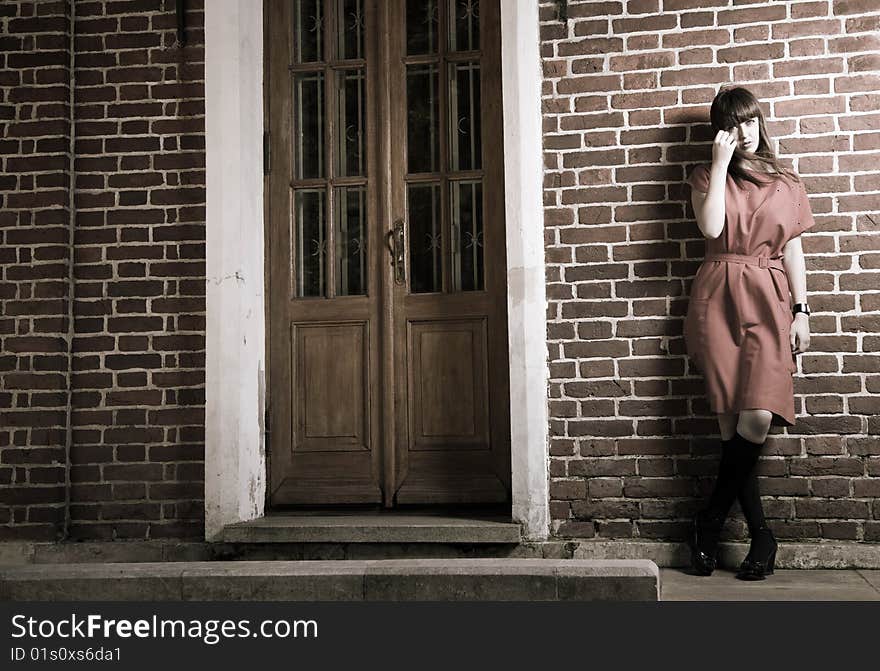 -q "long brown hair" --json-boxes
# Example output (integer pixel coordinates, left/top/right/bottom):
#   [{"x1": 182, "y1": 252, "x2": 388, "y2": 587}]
[{"x1": 709, "y1": 85, "x2": 800, "y2": 188}]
